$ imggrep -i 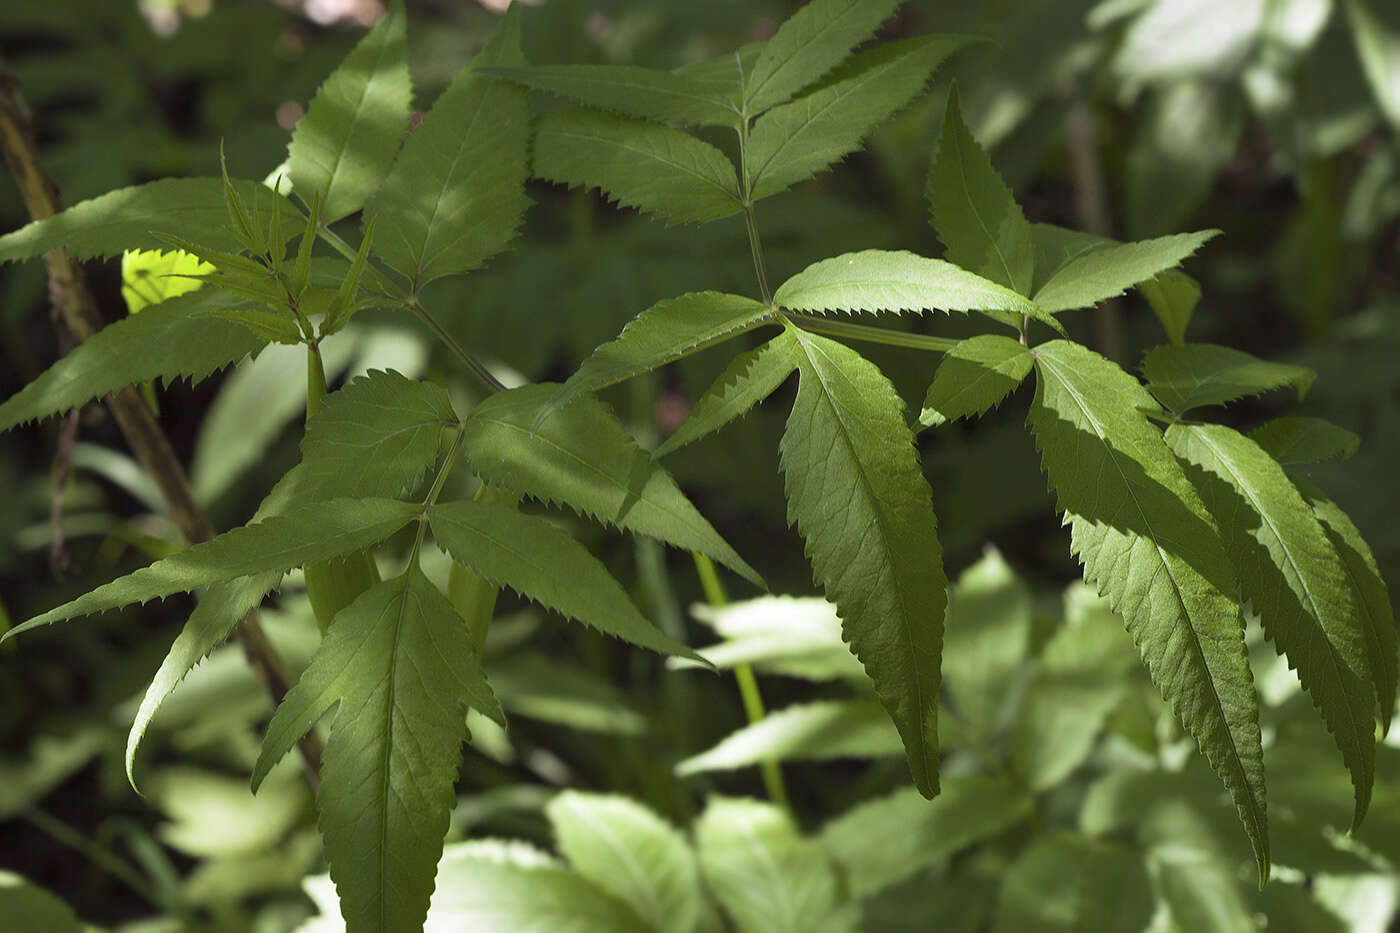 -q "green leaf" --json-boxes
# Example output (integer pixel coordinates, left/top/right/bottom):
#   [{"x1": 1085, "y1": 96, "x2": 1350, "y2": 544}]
[
  {"x1": 0, "y1": 177, "x2": 297, "y2": 265},
  {"x1": 0, "y1": 289, "x2": 264, "y2": 432},
  {"x1": 1031, "y1": 231, "x2": 1218, "y2": 313},
  {"x1": 1302, "y1": 483, "x2": 1398, "y2": 737},
  {"x1": 992, "y1": 835, "x2": 1154, "y2": 933},
  {"x1": 367, "y1": 8, "x2": 530, "y2": 288},
  {"x1": 780, "y1": 327, "x2": 946, "y2": 796},
  {"x1": 0, "y1": 872, "x2": 83, "y2": 933},
  {"x1": 694, "y1": 797, "x2": 857, "y2": 933},
  {"x1": 673, "y1": 43, "x2": 763, "y2": 109},
  {"x1": 1142, "y1": 343, "x2": 1316, "y2": 414},
  {"x1": 252, "y1": 569, "x2": 498, "y2": 933},
  {"x1": 743, "y1": 0, "x2": 900, "y2": 113},
  {"x1": 675, "y1": 700, "x2": 902, "y2": 775},
  {"x1": 685, "y1": 595, "x2": 865, "y2": 682},
  {"x1": 1027, "y1": 339, "x2": 1268, "y2": 880},
  {"x1": 546, "y1": 792, "x2": 702, "y2": 933},
  {"x1": 927, "y1": 86, "x2": 1034, "y2": 295},
  {"x1": 1139, "y1": 269, "x2": 1201, "y2": 345},
  {"x1": 196, "y1": 307, "x2": 304, "y2": 344},
  {"x1": 1167, "y1": 423, "x2": 1375, "y2": 828},
  {"x1": 546, "y1": 291, "x2": 774, "y2": 423},
  {"x1": 820, "y1": 778, "x2": 1032, "y2": 898},
  {"x1": 532, "y1": 110, "x2": 742, "y2": 225},
  {"x1": 746, "y1": 35, "x2": 971, "y2": 200},
  {"x1": 773, "y1": 249, "x2": 1062, "y2": 334},
  {"x1": 483, "y1": 63, "x2": 737, "y2": 127},
  {"x1": 1146, "y1": 804, "x2": 1255, "y2": 933},
  {"x1": 462, "y1": 384, "x2": 761, "y2": 587},
  {"x1": 428, "y1": 499, "x2": 705, "y2": 662},
  {"x1": 287, "y1": 0, "x2": 412, "y2": 222},
  {"x1": 1250, "y1": 416, "x2": 1360, "y2": 466},
  {"x1": 1346, "y1": 0, "x2": 1400, "y2": 130},
  {"x1": 121, "y1": 248, "x2": 213, "y2": 314},
  {"x1": 298, "y1": 369, "x2": 457, "y2": 501},
  {"x1": 919, "y1": 334, "x2": 1031, "y2": 428},
  {"x1": 5, "y1": 498, "x2": 420, "y2": 638},
  {"x1": 941, "y1": 547, "x2": 1032, "y2": 739}
]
